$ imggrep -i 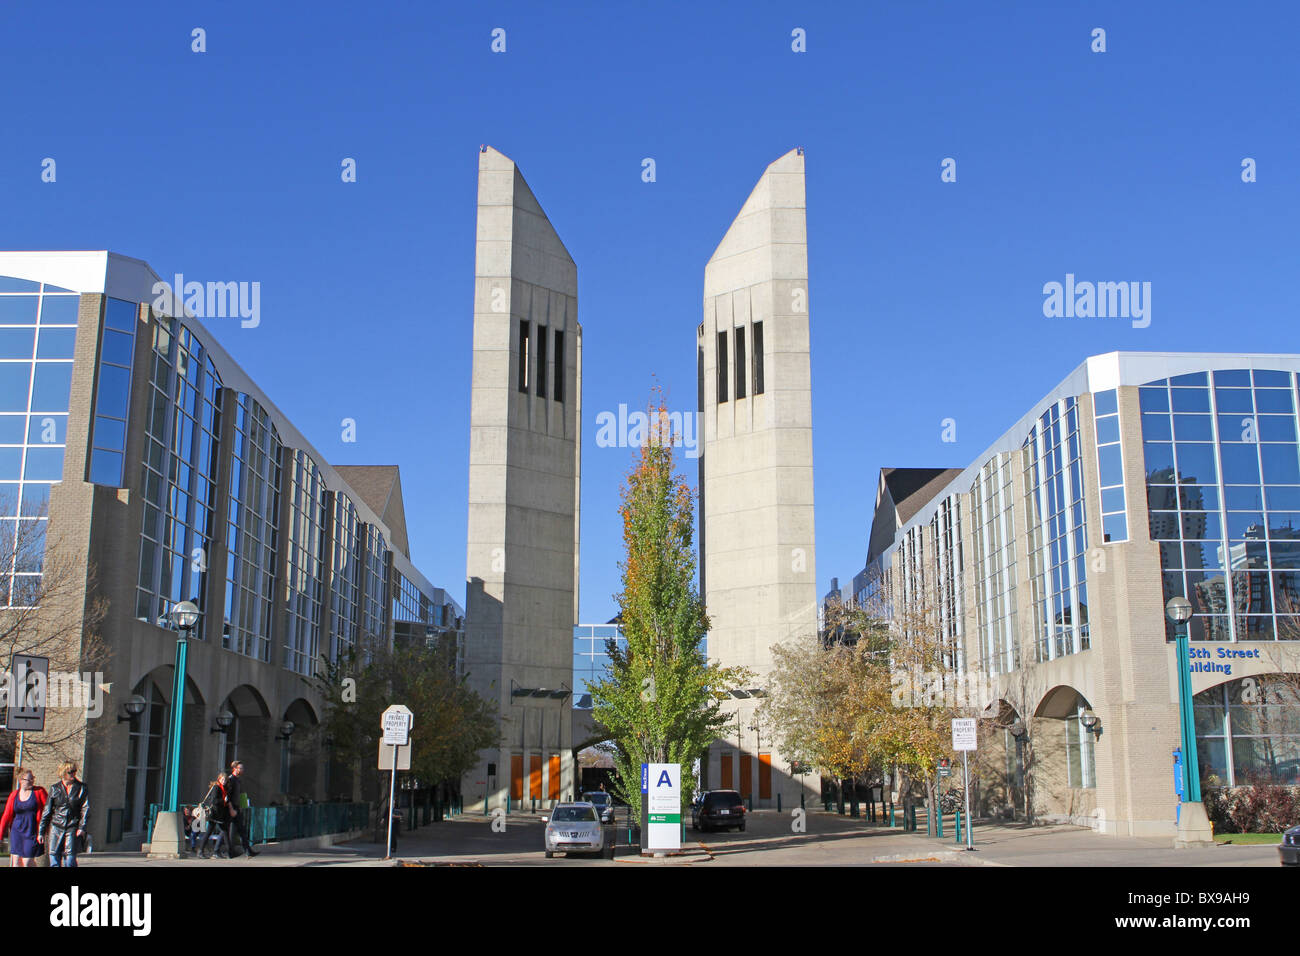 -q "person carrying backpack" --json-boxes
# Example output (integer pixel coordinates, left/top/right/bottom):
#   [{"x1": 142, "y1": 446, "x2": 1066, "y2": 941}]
[{"x1": 198, "y1": 773, "x2": 233, "y2": 859}]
